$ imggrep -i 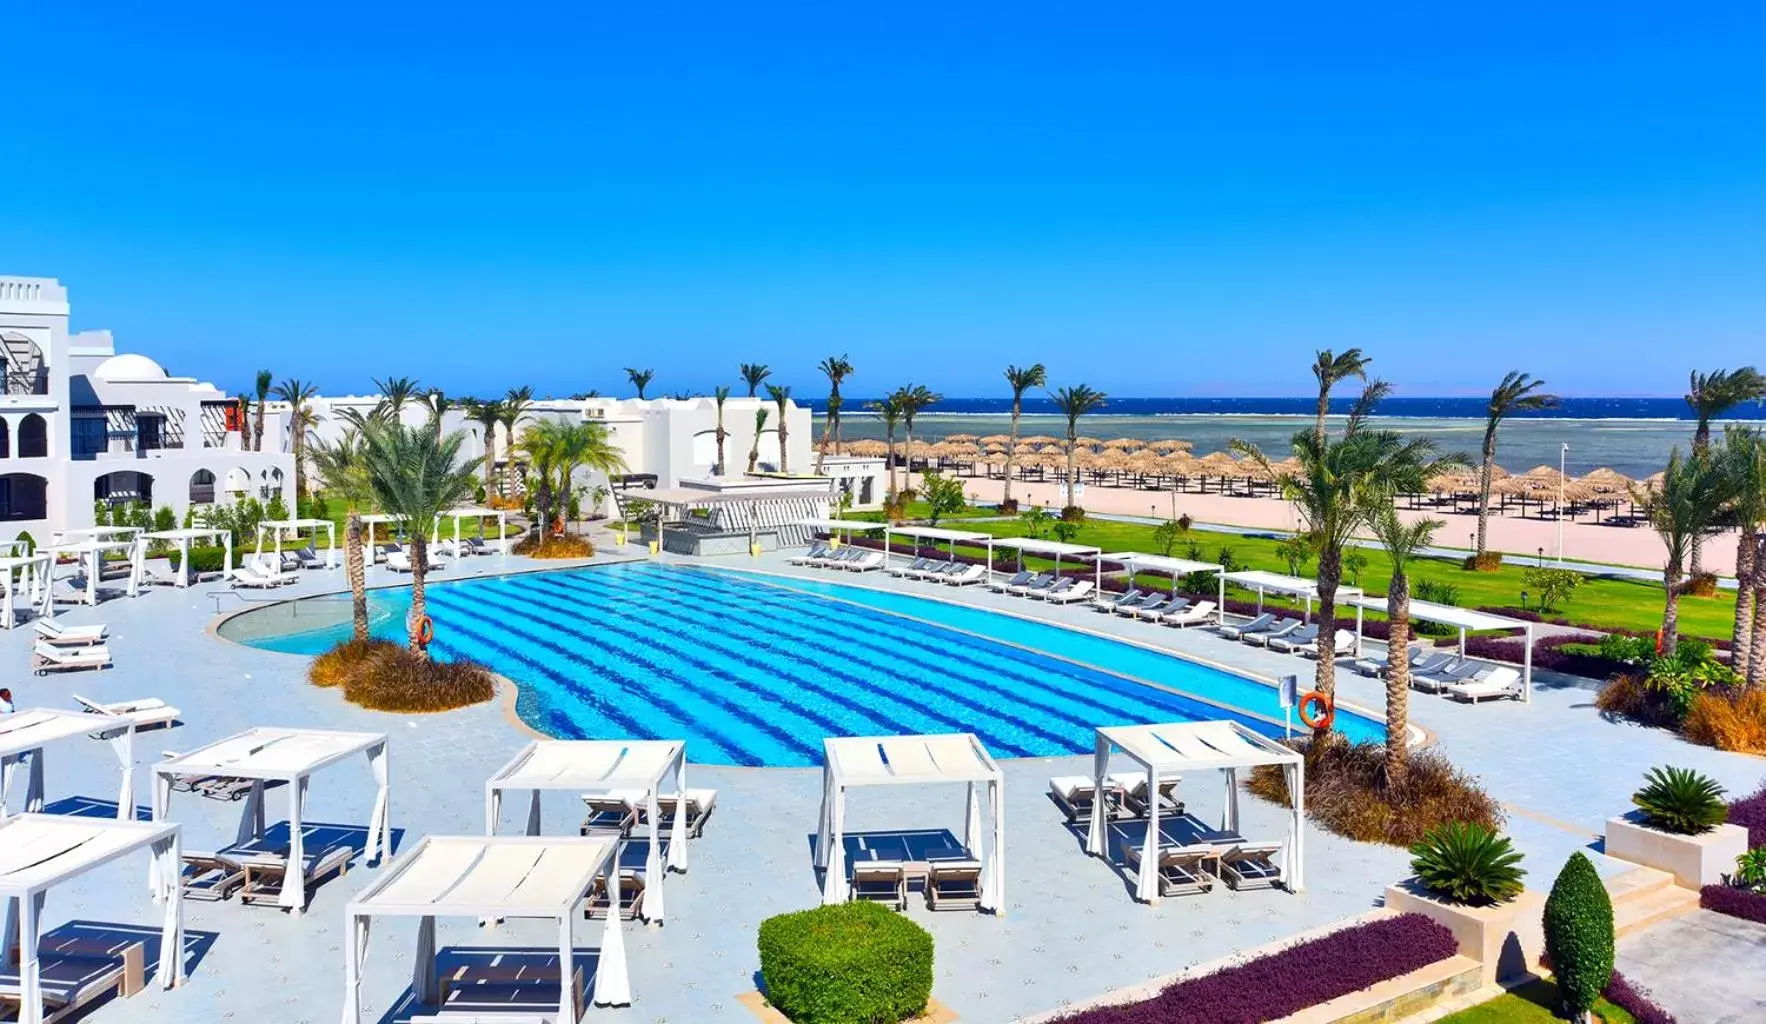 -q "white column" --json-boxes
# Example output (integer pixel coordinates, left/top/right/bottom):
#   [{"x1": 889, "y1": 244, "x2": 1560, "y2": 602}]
[
  {"x1": 1290, "y1": 760, "x2": 1306, "y2": 892},
  {"x1": 127, "y1": 539, "x2": 143, "y2": 598},
  {"x1": 1523, "y1": 623, "x2": 1534, "y2": 704},
  {"x1": 365, "y1": 743, "x2": 390, "y2": 865},
  {"x1": 18, "y1": 889, "x2": 42, "y2": 1024},
  {"x1": 412, "y1": 915, "x2": 439, "y2": 1006},
  {"x1": 235, "y1": 781, "x2": 266, "y2": 846},
  {"x1": 498, "y1": 511, "x2": 509, "y2": 556},
  {"x1": 1224, "y1": 768, "x2": 1241, "y2": 834},
  {"x1": 107, "y1": 723, "x2": 137, "y2": 821},
  {"x1": 1, "y1": 564, "x2": 12, "y2": 629},
  {"x1": 591, "y1": 865, "x2": 631, "y2": 1006},
  {"x1": 665, "y1": 756, "x2": 688, "y2": 873},
  {"x1": 643, "y1": 789, "x2": 665, "y2": 922},
  {"x1": 340, "y1": 914, "x2": 370, "y2": 1024},
  {"x1": 963, "y1": 781, "x2": 980, "y2": 855},
  {"x1": 485, "y1": 786, "x2": 501, "y2": 836},
  {"x1": 985, "y1": 778, "x2": 1005, "y2": 913},
  {"x1": 154, "y1": 832, "x2": 186, "y2": 988},
  {"x1": 25, "y1": 747, "x2": 45, "y2": 813},
  {"x1": 85, "y1": 549, "x2": 97, "y2": 606},
  {"x1": 1085, "y1": 735, "x2": 1109, "y2": 856},
  {"x1": 1138, "y1": 765, "x2": 1160, "y2": 904},
  {"x1": 822, "y1": 786, "x2": 846, "y2": 904},
  {"x1": 524, "y1": 789, "x2": 542, "y2": 836},
  {"x1": 327, "y1": 522, "x2": 338, "y2": 569},
  {"x1": 814, "y1": 762, "x2": 831, "y2": 869},
  {"x1": 281, "y1": 775, "x2": 308, "y2": 912},
  {"x1": 222, "y1": 532, "x2": 233, "y2": 581},
  {"x1": 556, "y1": 911, "x2": 577, "y2": 1019}
]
